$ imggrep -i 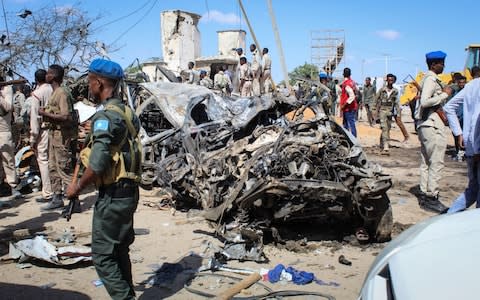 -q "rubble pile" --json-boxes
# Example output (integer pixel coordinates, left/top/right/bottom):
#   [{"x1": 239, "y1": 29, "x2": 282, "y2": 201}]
[{"x1": 136, "y1": 82, "x2": 393, "y2": 260}]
